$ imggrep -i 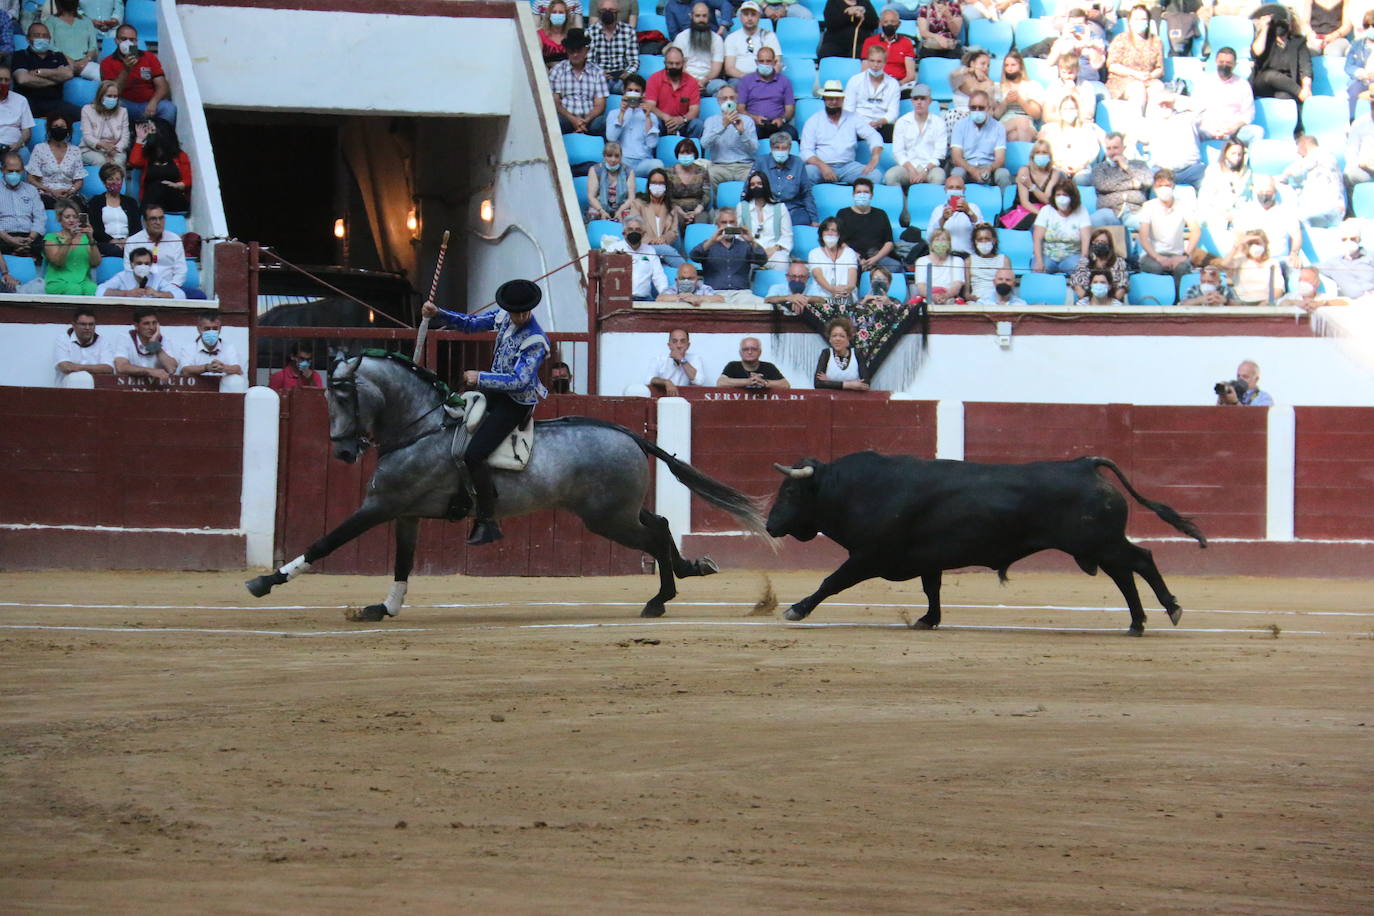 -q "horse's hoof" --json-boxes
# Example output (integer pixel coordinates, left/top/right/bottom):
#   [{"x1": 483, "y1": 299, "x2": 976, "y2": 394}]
[
  {"x1": 1127, "y1": 626, "x2": 1145, "y2": 637},
  {"x1": 783, "y1": 604, "x2": 810, "y2": 621},
  {"x1": 1167, "y1": 605, "x2": 1183, "y2": 626},
  {"x1": 346, "y1": 605, "x2": 389, "y2": 622},
  {"x1": 245, "y1": 572, "x2": 284, "y2": 598},
  {"x1": 911, "y1": 618, "x2": 938, "y2": 630},
  {"x1": 640, "y1": 601, "x2": 666, "y2": 618},
  {"x1": 697, "y1": 556, "x2": 719, "y2": 576}
]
